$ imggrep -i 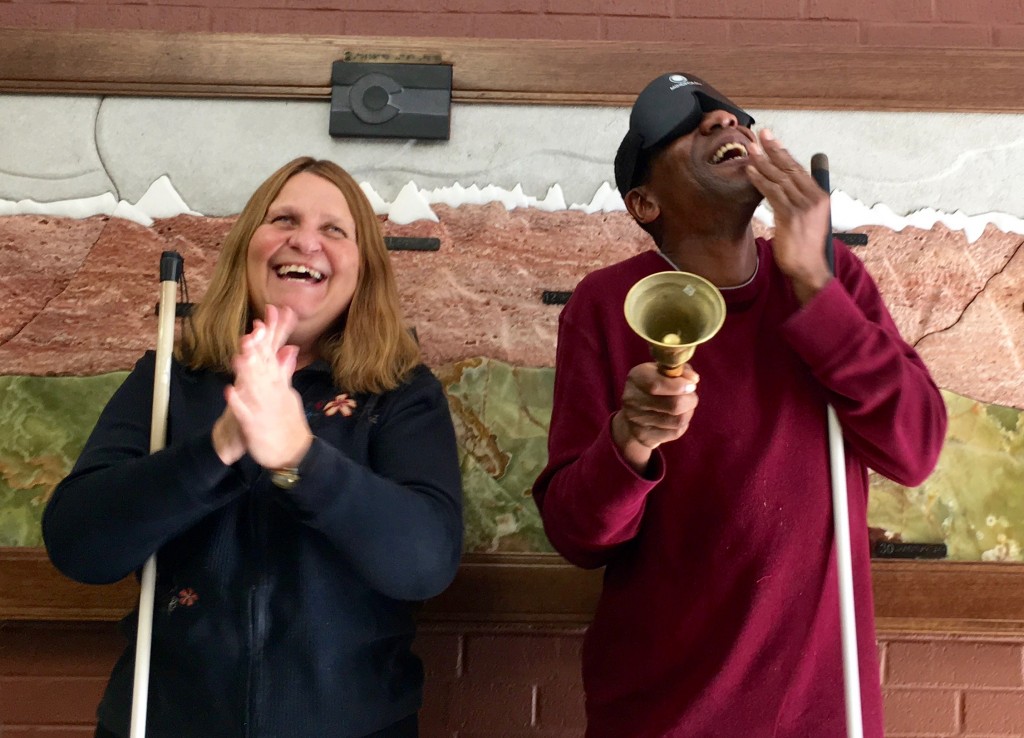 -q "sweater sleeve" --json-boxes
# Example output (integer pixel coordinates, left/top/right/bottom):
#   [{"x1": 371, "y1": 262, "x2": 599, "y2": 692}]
[
  {"x1": 42, "y1": 353, "x2": 248, "y2": 585},
  {"x1": 273, "y1": 366, "x2": 464, "y2": 602},
  {"x1": 531, "y1": 291, "x2": 664, "y2": 569},
  {"x1": 781, "y1": 241, "x2": 948, "y2": 487}
]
